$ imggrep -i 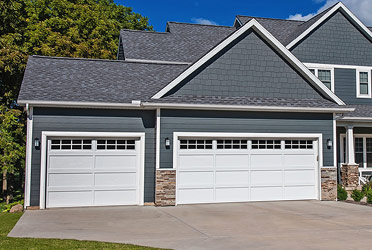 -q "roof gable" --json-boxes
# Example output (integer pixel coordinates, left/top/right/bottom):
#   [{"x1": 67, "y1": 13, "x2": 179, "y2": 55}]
[{"x1": 151, "y1": 19, "x2": 345, "y2": 105}]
